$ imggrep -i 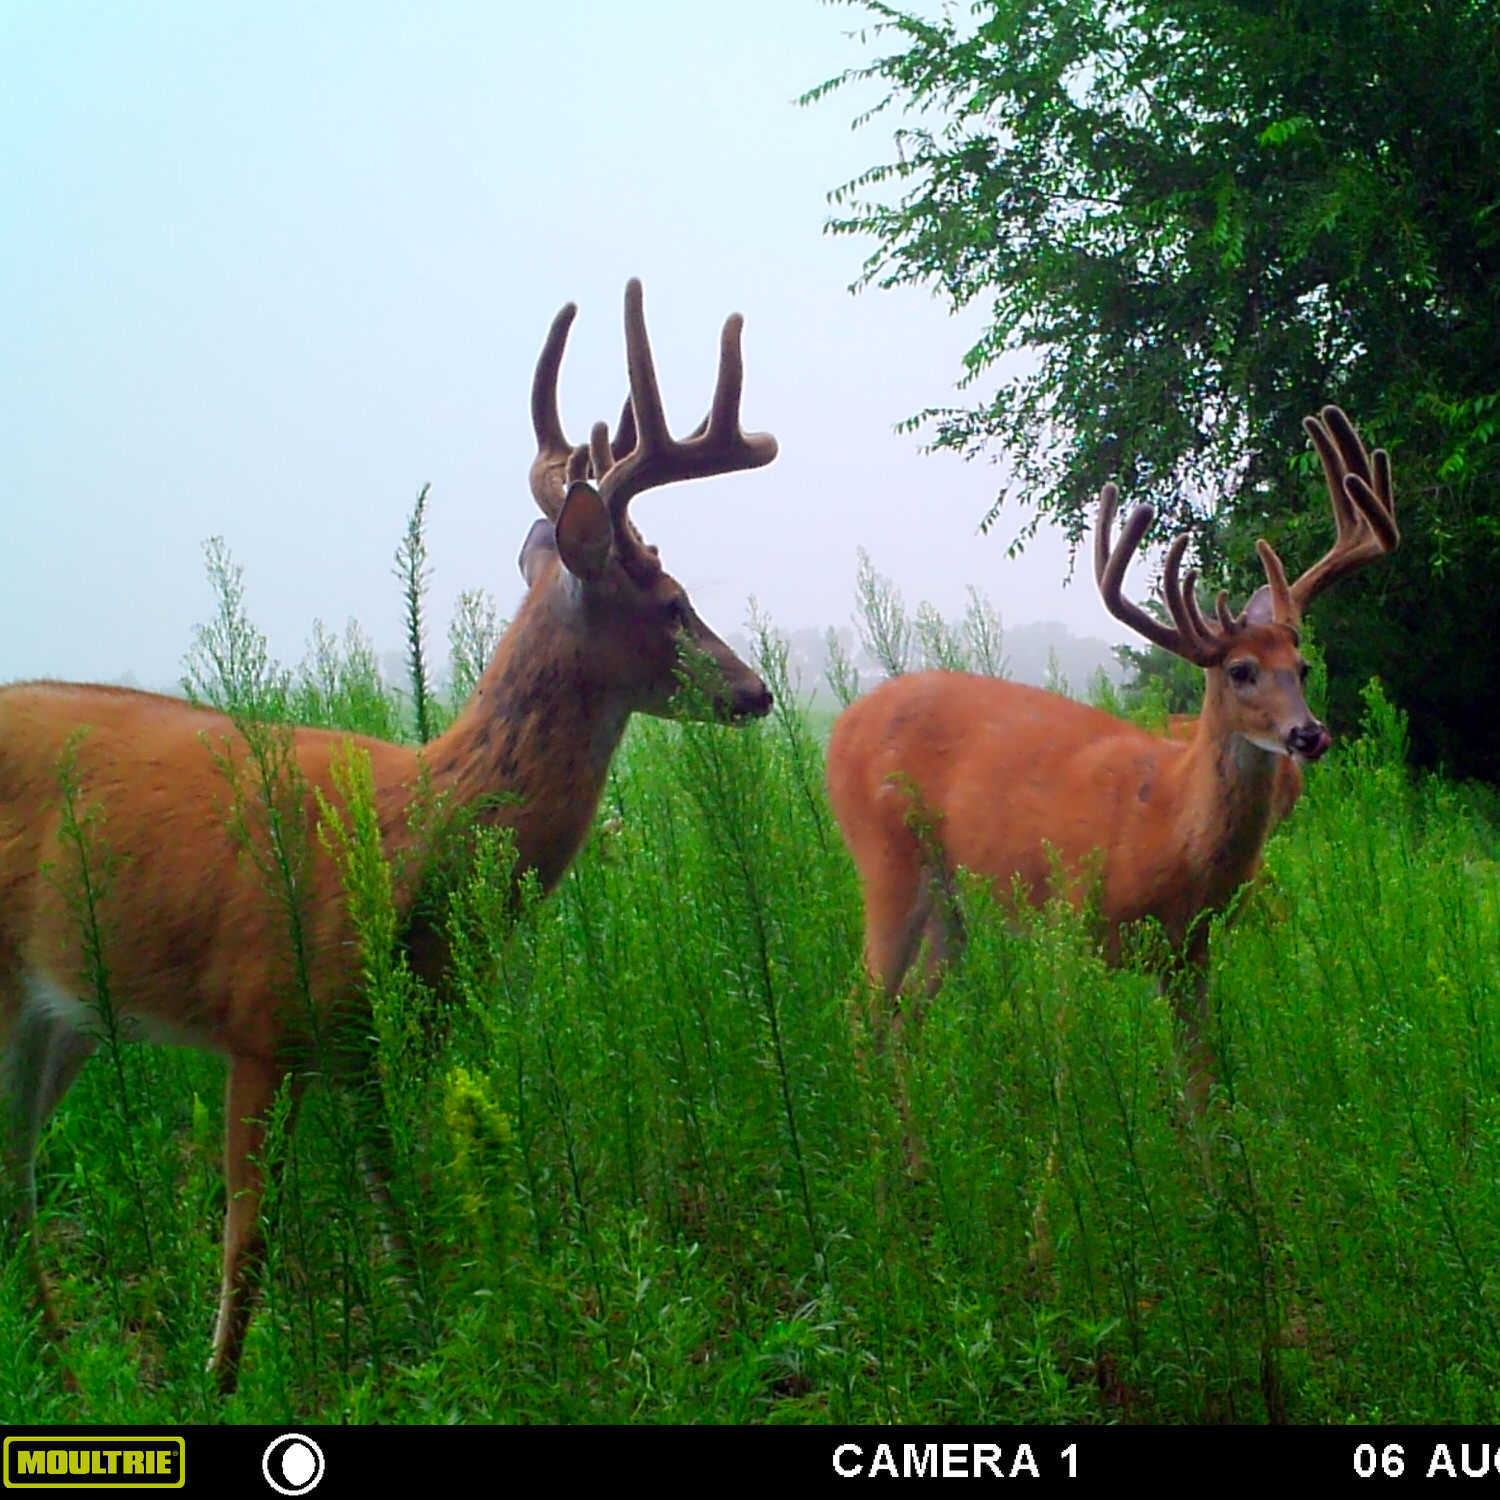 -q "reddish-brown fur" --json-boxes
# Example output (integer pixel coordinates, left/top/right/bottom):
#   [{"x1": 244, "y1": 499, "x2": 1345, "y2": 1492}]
[
  {"x1": 1166, "y1": 711, "x2": 1302, "y2": 827},
  {"x1": 827, "y1": 407, "x2": 1396, "y2": 1107},
  {"x1": 0, "y1": 280, "x2": 776, "y2": 1391},
  {"x1": 828, "y1": 639, "x2": 1304, "y2": 992}
]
